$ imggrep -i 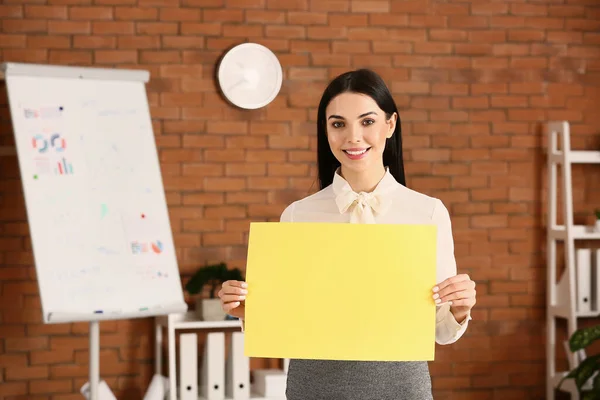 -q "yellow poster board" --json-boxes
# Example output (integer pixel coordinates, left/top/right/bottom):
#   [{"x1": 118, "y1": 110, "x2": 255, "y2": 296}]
[{"x1": 244, "y1": 222, "x2": 437, "y2": 362}]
